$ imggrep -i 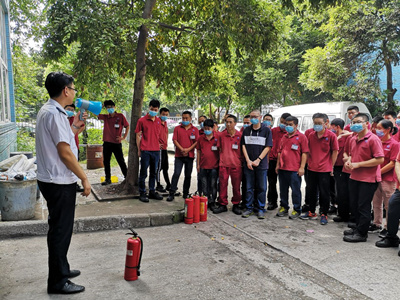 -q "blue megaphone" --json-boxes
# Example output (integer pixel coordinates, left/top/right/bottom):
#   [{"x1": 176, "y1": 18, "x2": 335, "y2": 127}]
[{"x1": 75, "y1": 98, "x2": 103, "y2": 120}]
